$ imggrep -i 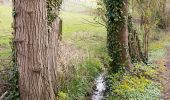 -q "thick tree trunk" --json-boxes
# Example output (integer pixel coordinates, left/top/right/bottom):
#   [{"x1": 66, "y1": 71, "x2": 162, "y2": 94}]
[
  {"x1": 119, "y1": 0, "x2": 131, "y2": 69},
  {"x1": 13, "y1": 0, "x2": 55, "y2": 99},
  {"x1": 106, "y1": 0, "x2": 131, "y2": 72}
]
